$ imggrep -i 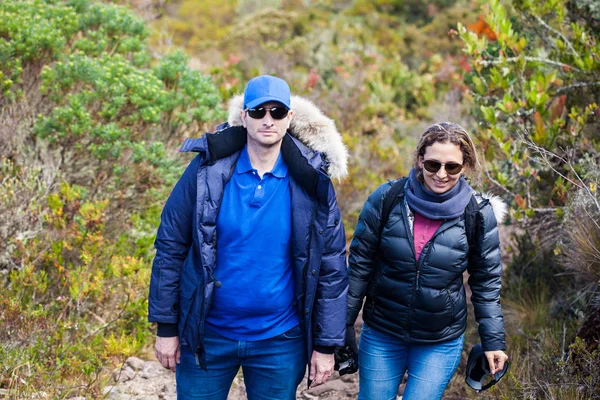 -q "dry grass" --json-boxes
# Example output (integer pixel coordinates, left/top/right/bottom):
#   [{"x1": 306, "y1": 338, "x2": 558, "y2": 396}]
[{"x1": 563, "y1": 190, "x2": 600, "y2": 282}]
